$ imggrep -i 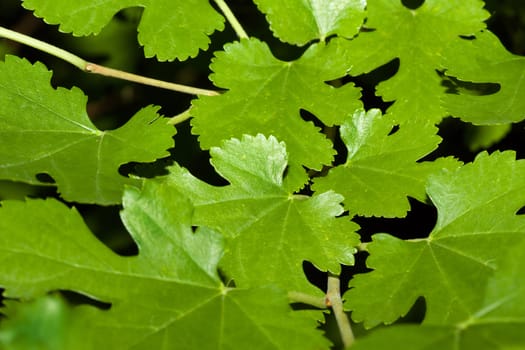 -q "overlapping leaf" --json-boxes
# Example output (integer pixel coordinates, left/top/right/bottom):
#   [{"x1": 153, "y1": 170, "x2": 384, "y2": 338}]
[
  {"x1": 21, "y1": 0, "x2": 225, "y2": 61},
  {"x1": 163, "y1": 134, "x2": 360, "y2": 293},
  {"x1": 312, "y1": 109, "x2": 460, "y2": 218},
  {"x1": 253, "y1": 0, "x2": 366, "y2": 45},
  {"x1": 345, "y1": 0, "x2": 488, "y2": 123},
  {"x1": 0, "y1": 56, "x2": 174, "y2": 204},
  {"x1": 191, "y1": 37, "x2": 362, "y2": 171},
  {"x1": 0, "y1": 182, "x2": 329, "y2": 349},
  {"x1": 346, "y1": 151, "x2": 525, "y2": 328},
  {"x1": 442, "y1": 30, "x2": 525, "y2": 124},
  {"x1": 351, "y1": 239, "x2": 525, "y2": 349}
]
